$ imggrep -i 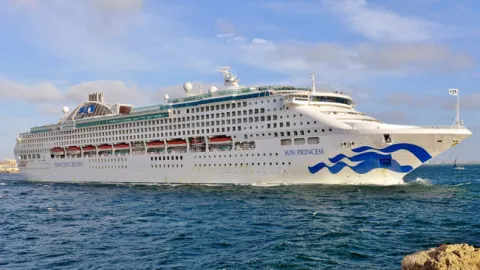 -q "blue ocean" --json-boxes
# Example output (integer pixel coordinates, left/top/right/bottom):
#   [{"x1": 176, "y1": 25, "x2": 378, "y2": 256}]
[{"x1": 1, "y1": 165, "x2": 479, "y2": 269}]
